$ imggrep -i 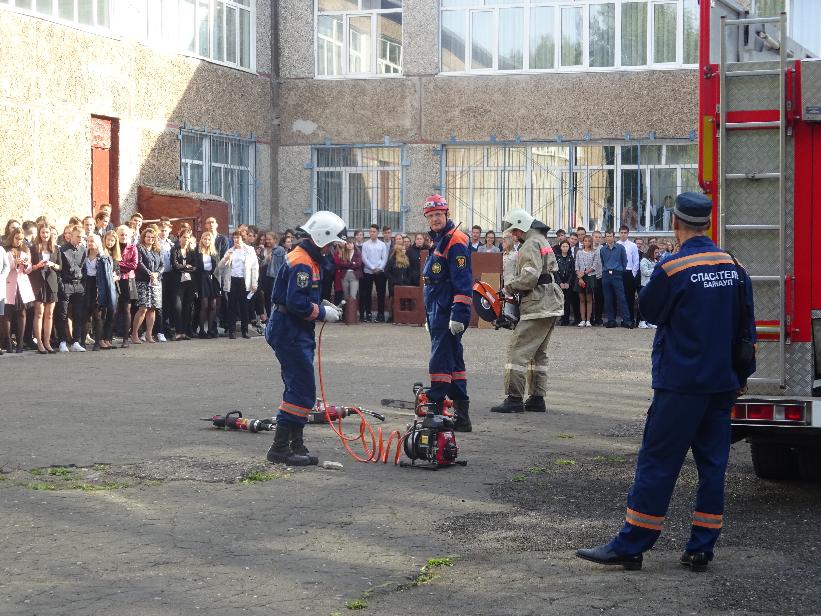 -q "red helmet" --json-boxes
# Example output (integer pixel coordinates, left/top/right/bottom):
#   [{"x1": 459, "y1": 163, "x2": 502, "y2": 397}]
[{"x1": 423, "y1": 194, "x2": 448, "y2": 215}]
